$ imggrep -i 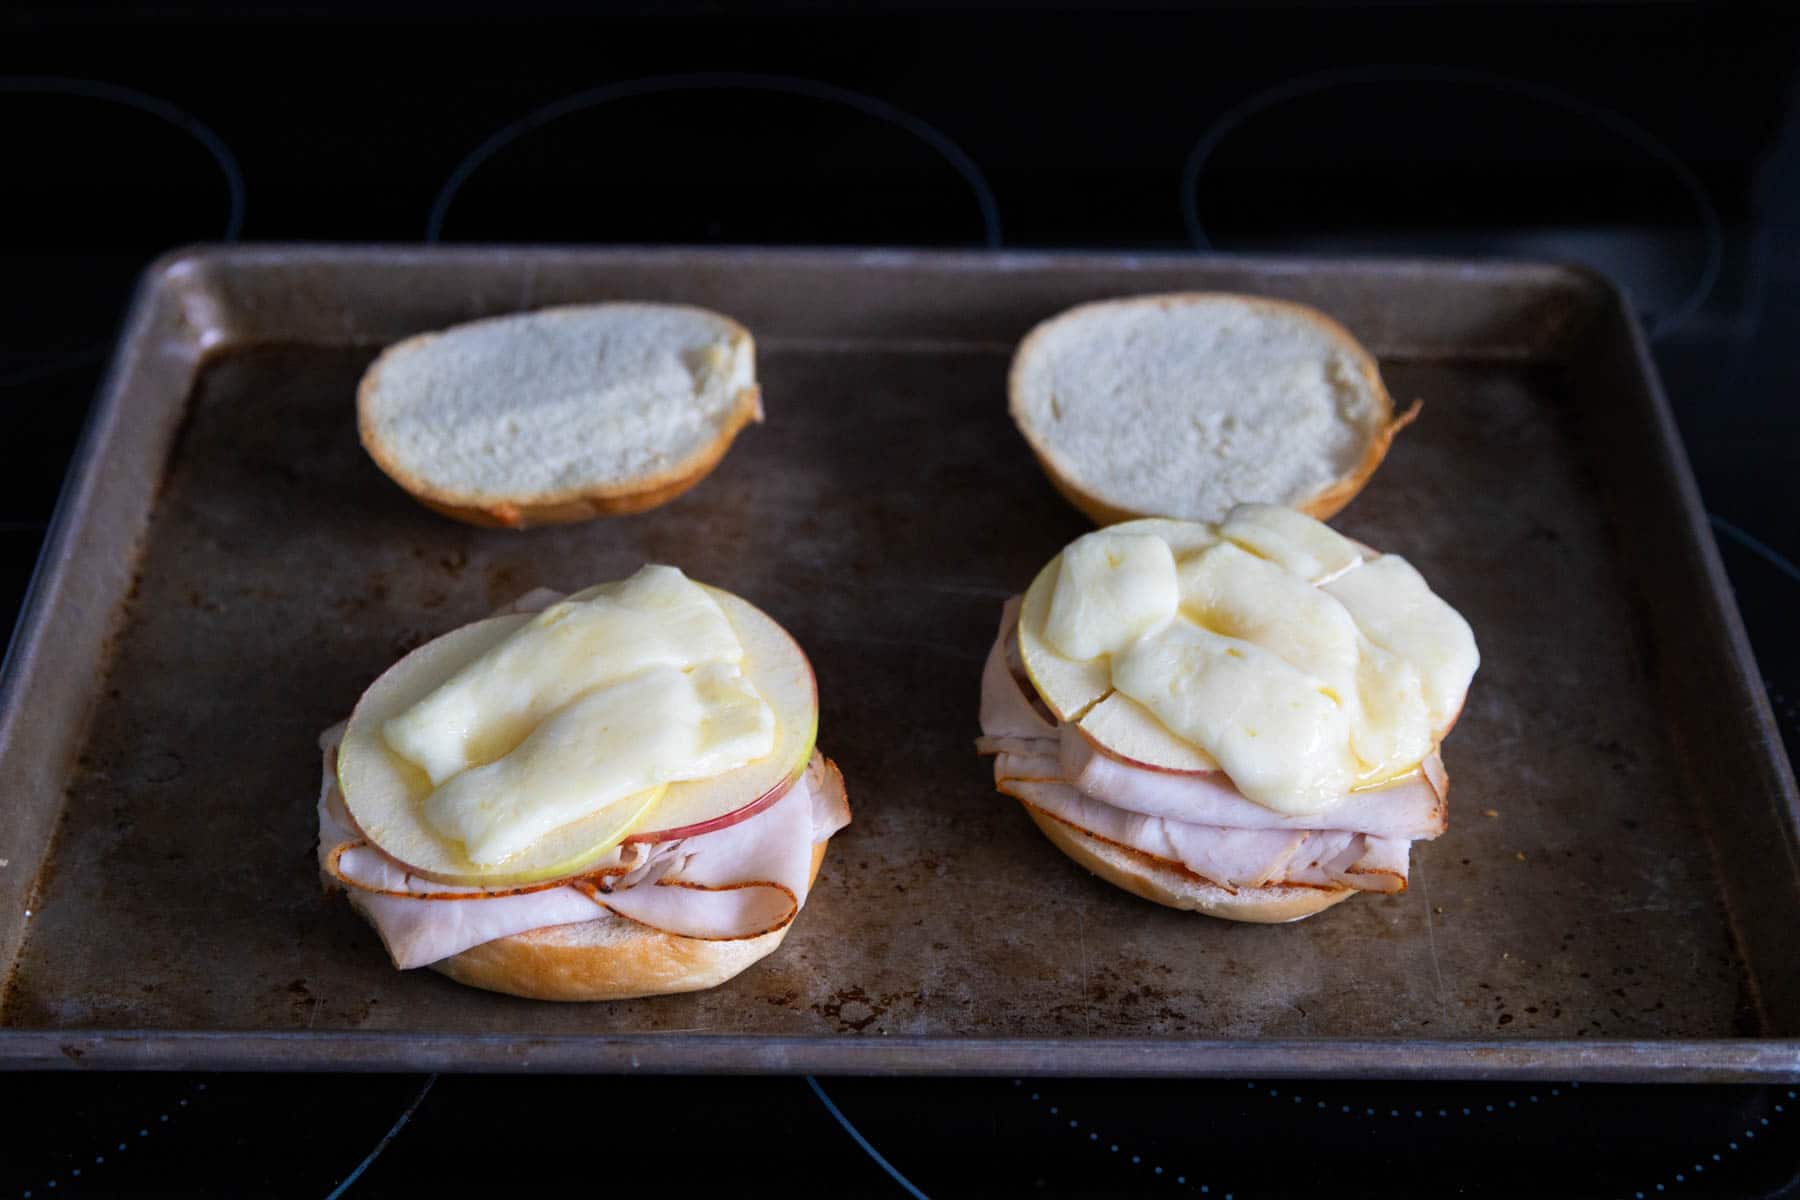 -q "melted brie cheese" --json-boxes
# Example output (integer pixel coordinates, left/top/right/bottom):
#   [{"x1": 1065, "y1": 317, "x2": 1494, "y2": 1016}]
[
  {"x1": 1325, "y1": 555, "x2": 1479, "y2": 731},
  {"x1": 1027, "y1": 505, "x2": 1478, "y2": 814},
  {"x1": 1043, "y1": 531, "x2": 1178, "y2": 660},
  {"x1": 382, "y1": 564, "x2": 775, "y2": 864},
  {"x1": 422, "y1": 661, "x2": 774, "y2": 864},
  {"x1": 1218, "y1": 501, "x2": 1363, "y2": 583},
  {"x1": 384, "y1": 565, "x2": 744, "y2": 785},
  {"x1": 1115, "y1": 619, "x2": 1356, "y2": 811}
]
